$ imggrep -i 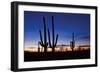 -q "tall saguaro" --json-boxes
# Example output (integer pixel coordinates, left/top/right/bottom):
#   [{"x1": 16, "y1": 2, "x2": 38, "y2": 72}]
[
  {"x1": 48, "y1": 16, "x2": 58, "y2": 52},
  {"x1": 39, "y1": 17, "x2": 48, "y2": 52},
  {"x1": 39, "y1": 16, "x2": 58, "y2": 52},
  {"x1": 70, "y1": 33, "x2": 75, "y2": 51}
]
